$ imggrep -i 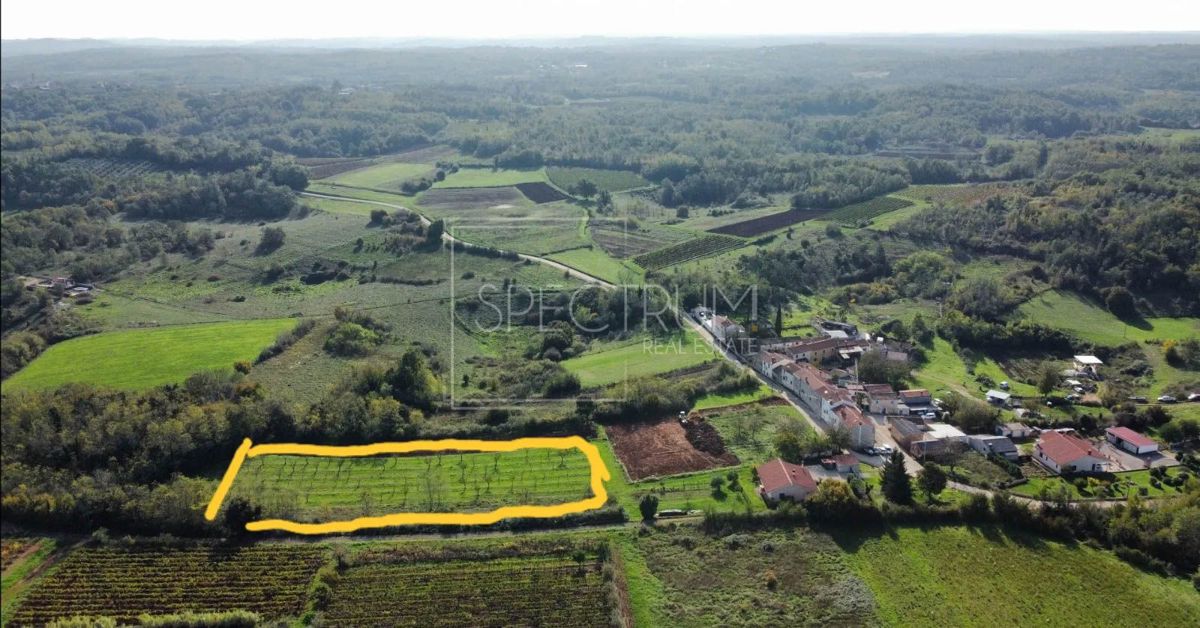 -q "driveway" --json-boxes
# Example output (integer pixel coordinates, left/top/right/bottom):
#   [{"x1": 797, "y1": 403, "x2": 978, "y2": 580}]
[{"x1": 1097, "y1": 441, "x2": 1179, "y2": 471}]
